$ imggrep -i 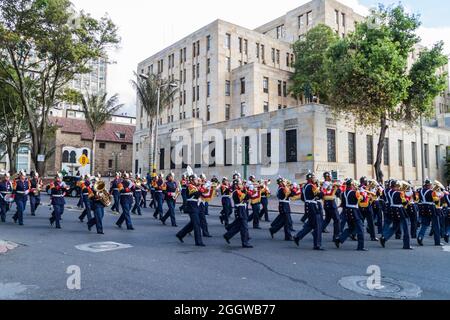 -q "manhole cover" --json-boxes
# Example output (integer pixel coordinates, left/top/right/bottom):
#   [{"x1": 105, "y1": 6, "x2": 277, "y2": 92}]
[
  {"x1": 0, "y1": 282, "x2": 38, "y2": 299},
  {"x1": 75, "y1": 242, "x2": 132, "y2": 253},
  {"x1": 339, "y1": 276, "x2": 422, "y2": 299},
  {"x1": 443, "y1": 246, "x2": 450, "y2": 252}
]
